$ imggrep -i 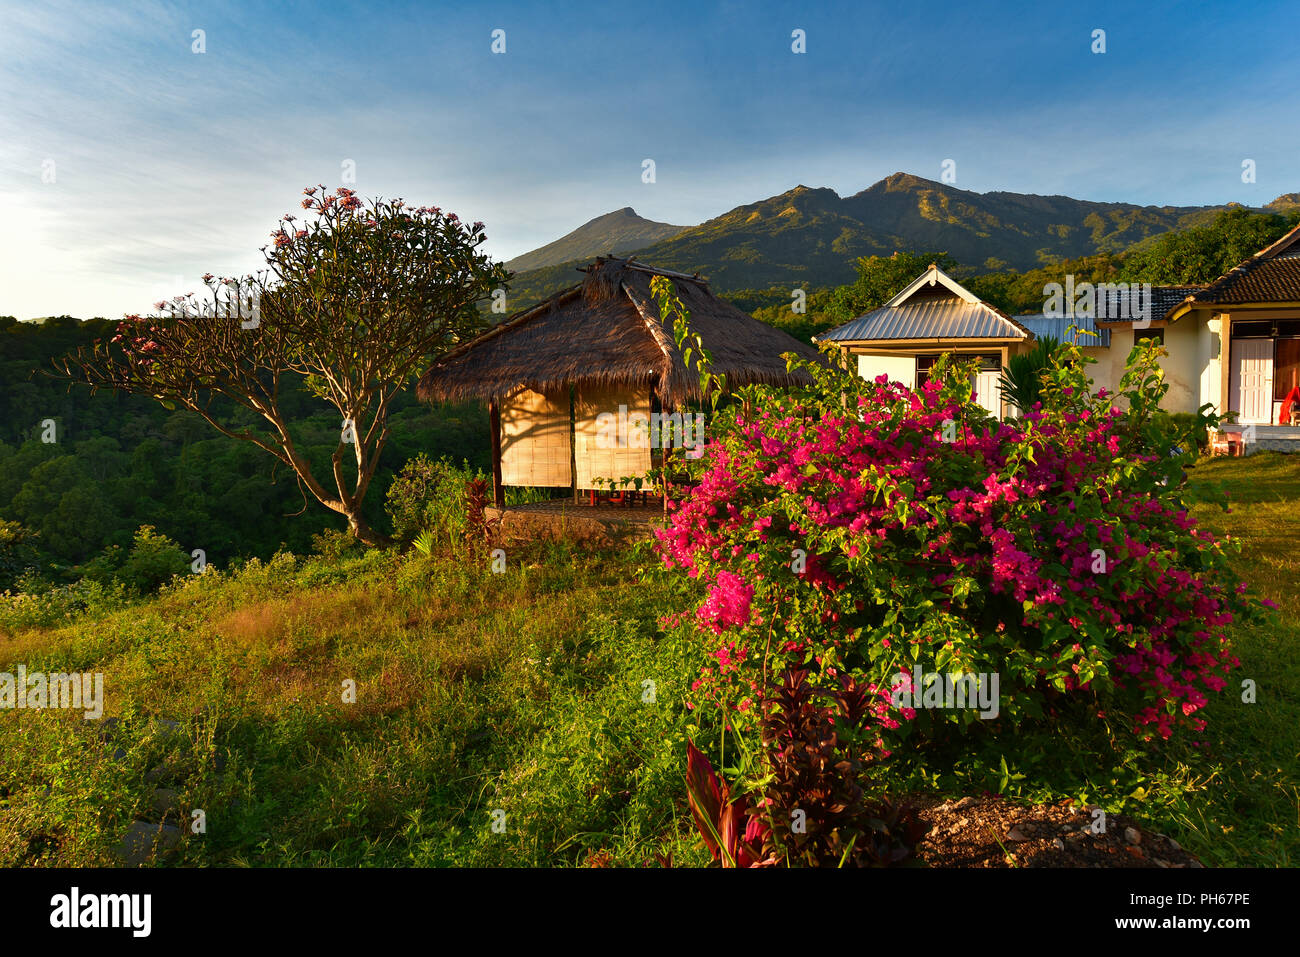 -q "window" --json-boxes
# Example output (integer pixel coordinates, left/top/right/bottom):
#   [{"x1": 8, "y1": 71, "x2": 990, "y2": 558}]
[
  {"x1": 915, "y1": 354, "x2": 938, "y2": 388},
  {"x1": 1135, "y1": 328, "x2": 1164, "y2": 346},
  {"x1": 1231, "y1": 320, "x2": 1272, "y2": 338}
]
